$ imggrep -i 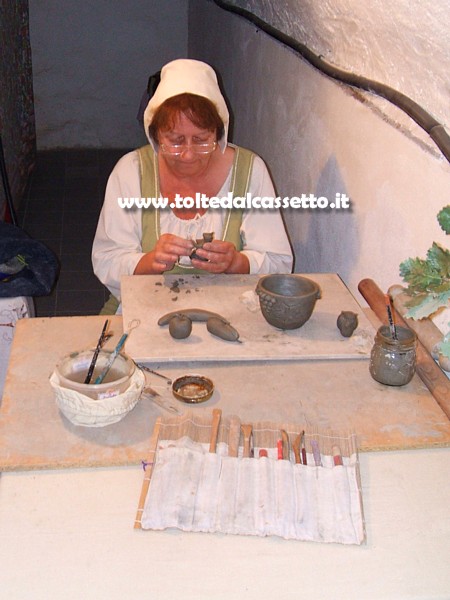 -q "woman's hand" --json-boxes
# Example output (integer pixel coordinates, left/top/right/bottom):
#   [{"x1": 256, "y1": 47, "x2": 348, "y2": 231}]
[
  {"x1": 134, "y1": 233, "x2": 194, "y2": 274},
  {"x1": 192, "y1": 240, "x2": 250, "y2": 274}
]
